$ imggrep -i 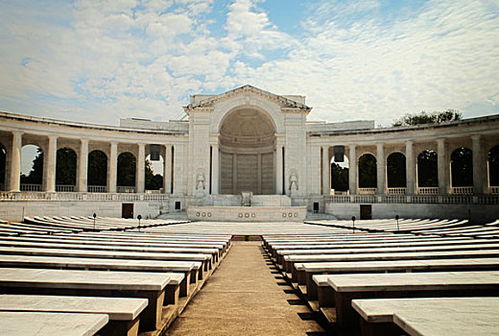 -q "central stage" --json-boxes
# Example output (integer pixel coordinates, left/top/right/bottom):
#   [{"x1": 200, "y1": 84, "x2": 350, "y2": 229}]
[{"x1": 187, "y1": 205, "x2": 307, "y2": 222}]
